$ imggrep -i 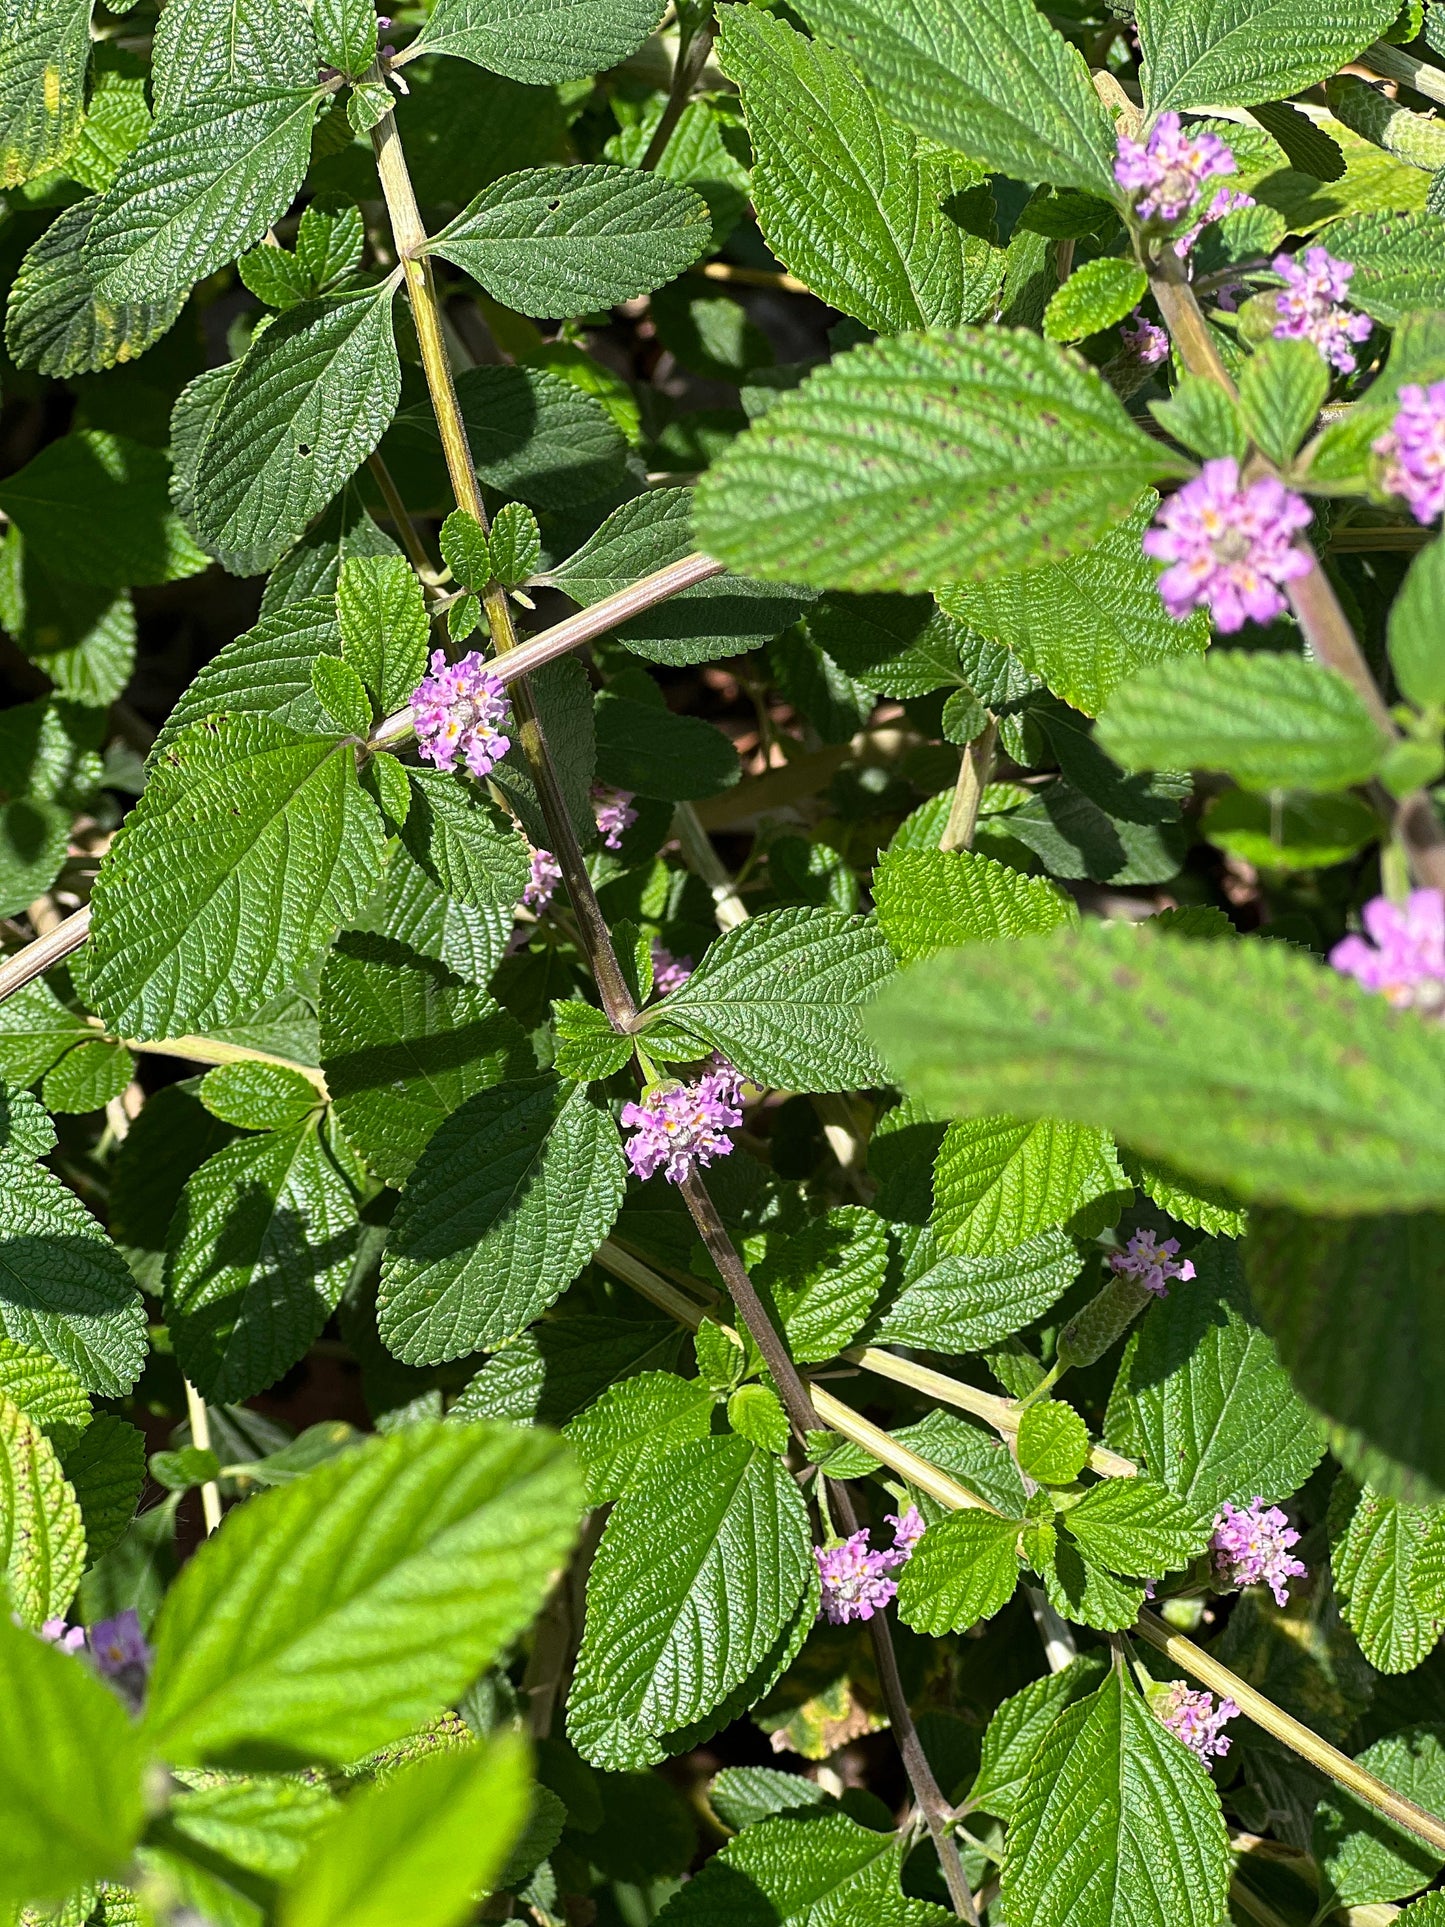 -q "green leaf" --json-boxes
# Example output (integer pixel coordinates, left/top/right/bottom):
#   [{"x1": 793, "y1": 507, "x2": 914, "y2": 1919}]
[
  {"x1": 142, "y1": 1419, "x2": 581, "y2": 1767},
  {"x1": 1017, "y1": 1401, "x2": 1091, "y2": 1485},
  {"x1": 645, "y1": 907, "x2": 893, "y2": 1094},
  {"x1": 165, "y1": 1118, "x2": 361, "y2": 1403},
  {"x1": 399, "y1": 767, "x2": 532, "y2": 913},
  {"x1": 695, "y1": 329, "x2": 1183, "y2": 593},
  {"x1": 1150, "y1": 372, "x2": 1248, "y2": 465},
  {"x1": 0, "y1": 1608, "x2": 146, "y2": 1912},
  {"x1": 933, "y1": 1116, "x2": 1122, "y2": 1258},
  {"x1": 565, "y1": 1371, "x2": 715, "y2": 1504},
  {"x1": 154, "y1": 596, "x2": 342, "y2": 751},
  {"x1": 6, "y1": 197, "x2": 186, "y2": 379},
  {"x1": 1316, "y1": 209, "x2": 1445, "y2": 324},
  {"x1": 433, "y1": 163, "x2": 710, "y2": 316},
  {"x1": 0, "y1": 527, "x2": 138, "y2": 708},
  {"x1": 1333, "y1": 1482, "x2": 1443, "y2": 1673},
  {"x1": 896, "y1": 1511, "x2": 1022, "y2": 1634},
  {"x1": 414, "y1": 0, "x2": 666, "y2": 83},
  {"x1": 1314, "y1": 1726, "x2": 1445, "y2": 1908},
  {"x1": 867, "y1": 919, "x2": 1445, "y2": 1213},
  {"x1": 553, "y1": 1000, "x2": 634, "y2": 1082},
  {"x1": 728, "y1": 1384, "x2": 790, "y2": 1453},
  {"x1": 1108, "y1": 1238, "x2": 1323, "y2": 1518},
  {"x1": 593, "y1": 689, "x2": 741, "y2": 802},
  {"x1": 0, "y1": 978, "x2": 89, "y2": 1088},
  {"x1": 1138, "y1": 0, "x2": 1399, "y2": 113},
  {"x1": 1389, "y1": 536, "x2": 1445, "y2": 708},
  {"x1": 0, "y1": 0, "x2": 92, "y2": 189},
  {"x1": 0, "y1": 430, "x2": 207, "y2": 589},
  {"x1": 1201, "y1": 787, "x2": 1382, "y2": 872},
  {"x1": 63, "y1": 1414, "x2": 145, "y2": 1566},
  {"x1": 1248, "y1": 1208, "x2": 1445, "y2": 1503},
  {"x1": 337, "y1": 555, "x2": 428, "y2": 717},
  {"x1": 1098, "y1": 651, "x2": 1388, "y2": 792},
  {"x1": 199, "y1": 1061, "x2": 321, "y2": 1133},
  {"x1": 1044, "y1": 1535, "x2": 1145, "y2": 1629},
  {"x1": 89, "y1": 714, "x2": 387, "y2": 1042},
  {"x1": 445, "y1": 364, "x2": 629, "y2": 511},
  {"x1": 311, "y1": 653, "x2": 372, "y2": 735},
  {"x1": 439, "y1": 510, "x2": 491, "y2": 593},
  {"x1": 568, "y1": 1436, "x2": 811, "y2": 1769},
  {"x1": 185, "y1": 289, "x2": 401, "y2": 572},
  {"x1": 321, "y1": 932, "x2": 530, "y2": 1186},
  {"x1": 0, "y1": 1146, "x2": 146, "y2": 1394},
  {"x1": 1063, "y1": 1473, "x2": 1212, "y2": 1574},
  {"x1": 1237, "y1": 336, "x2": 1332, "y2": 467},
  {"x1": 753, "y1": 1207, "x2": 889, "y2": 1363},
  {"x1": 313, "y1": 0, "x2": 376, "y2": 77},
  {"x1": 0, "y1": 1395, "x2": 85, "y2": 1624},
  {"x1": 802, "y1": 0, "x2": 1119, "y2": 198},
  {"x1": 969, "y1": 1655, "x2": 1108, "y2": 1820},
  {"x1": 452, "y1": 1315, "x2": 683, "y2": 1427},
  {"x1": 873, "y1": 848, "x2": 1074, "y2": 964},
  {"x1": 1002, "y1": 1671, "x2": 1230, "y2": 1927},
  {"x1": 1044, "y1": 259, "x2": 1149, "y2": 343},
  {"x1": 873, "y1": 1226, "x2": 1082, "y2": 1352},
  {"x1": 380, "y1": 1076, "x2": 626, "y2": 1366},
  {"x1": 280, "y1": 1732, "x2": 531, "y2": 1927},
  {"x1": 718, "y1": 9, "x2": 1000, "y2": 334},
  {"x1": 0, "y1": 1337, "x2": 90, "y2": 1451},
  {"x1": 42, "y1": 1039, "x2": 134, "y2": 1115},
  {"x1": 151, "y1": 0, "x2": 317, "y2": 120}
]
